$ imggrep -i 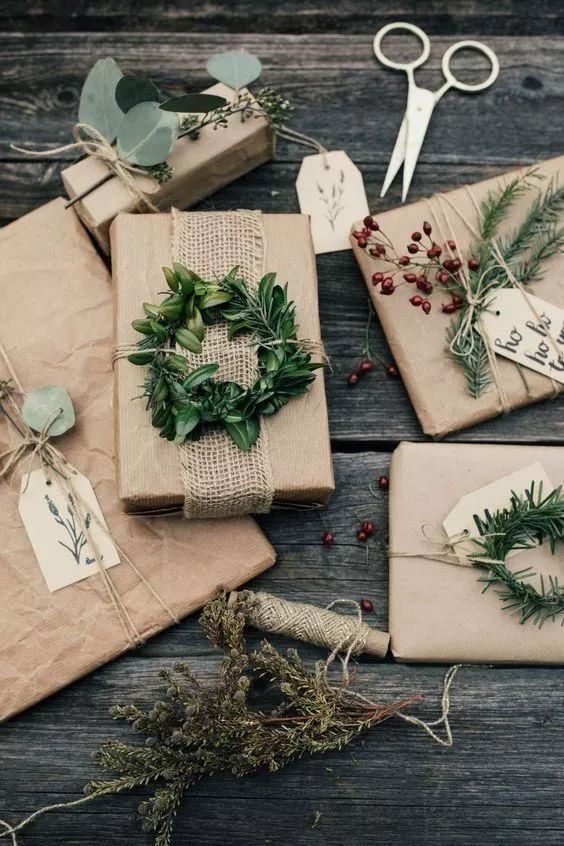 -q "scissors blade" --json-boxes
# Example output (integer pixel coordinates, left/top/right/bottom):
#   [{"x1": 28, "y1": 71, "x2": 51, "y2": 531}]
[
  {"x1": 401, "y1": 87, "x2": 436, "y2": 202},
  {"x1": 380, "y1": 113, "x2": 408, "y2": 199}
]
